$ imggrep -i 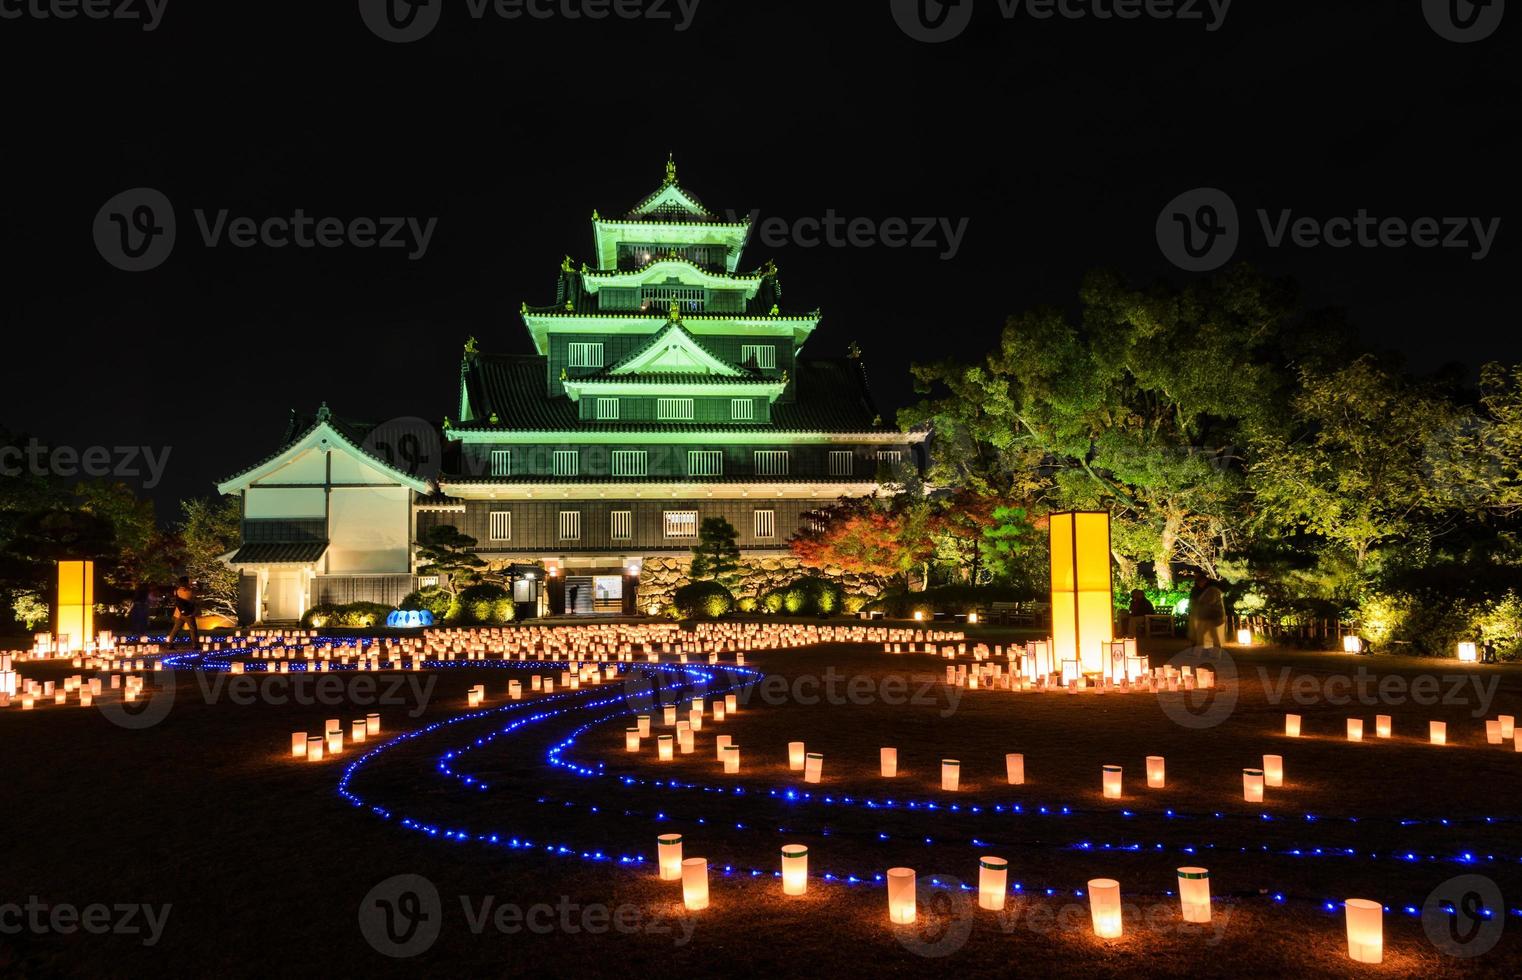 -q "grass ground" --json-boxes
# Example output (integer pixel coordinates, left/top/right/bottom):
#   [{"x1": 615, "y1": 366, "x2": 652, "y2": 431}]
[{"x1": 3, "y1": 632, "x2": 1520, "y2": 978}]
